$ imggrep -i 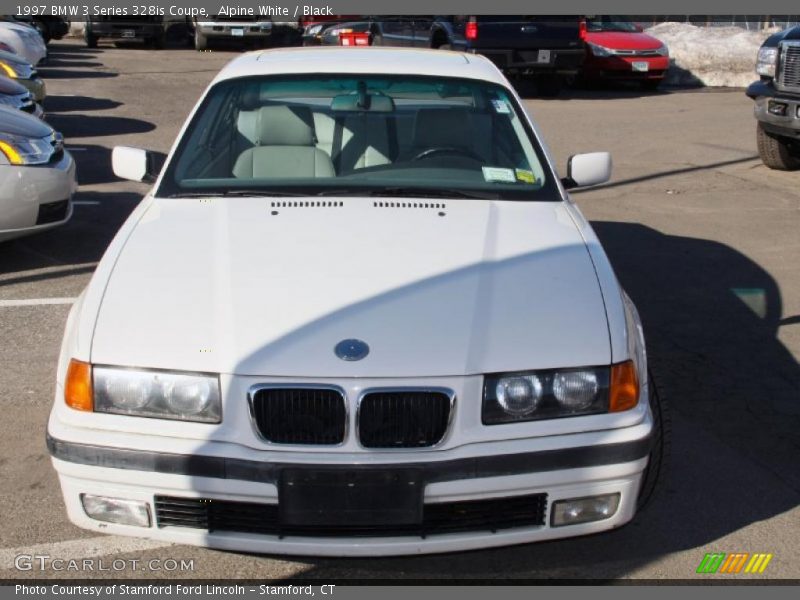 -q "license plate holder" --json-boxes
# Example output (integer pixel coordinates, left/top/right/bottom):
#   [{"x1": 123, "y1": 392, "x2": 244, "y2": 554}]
[
  {"x1": 537, "y1": 49, "x2": 552, "y2": 64},
  {"x1": 632, "y1": 61, "x2": 650, "y2": 72},
  {"x1": 231, "y1": 28, "x2": 245, "y2": 37},
  {"x1": 279, "y1": 468, "x2": 423, "y2": 527}
]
